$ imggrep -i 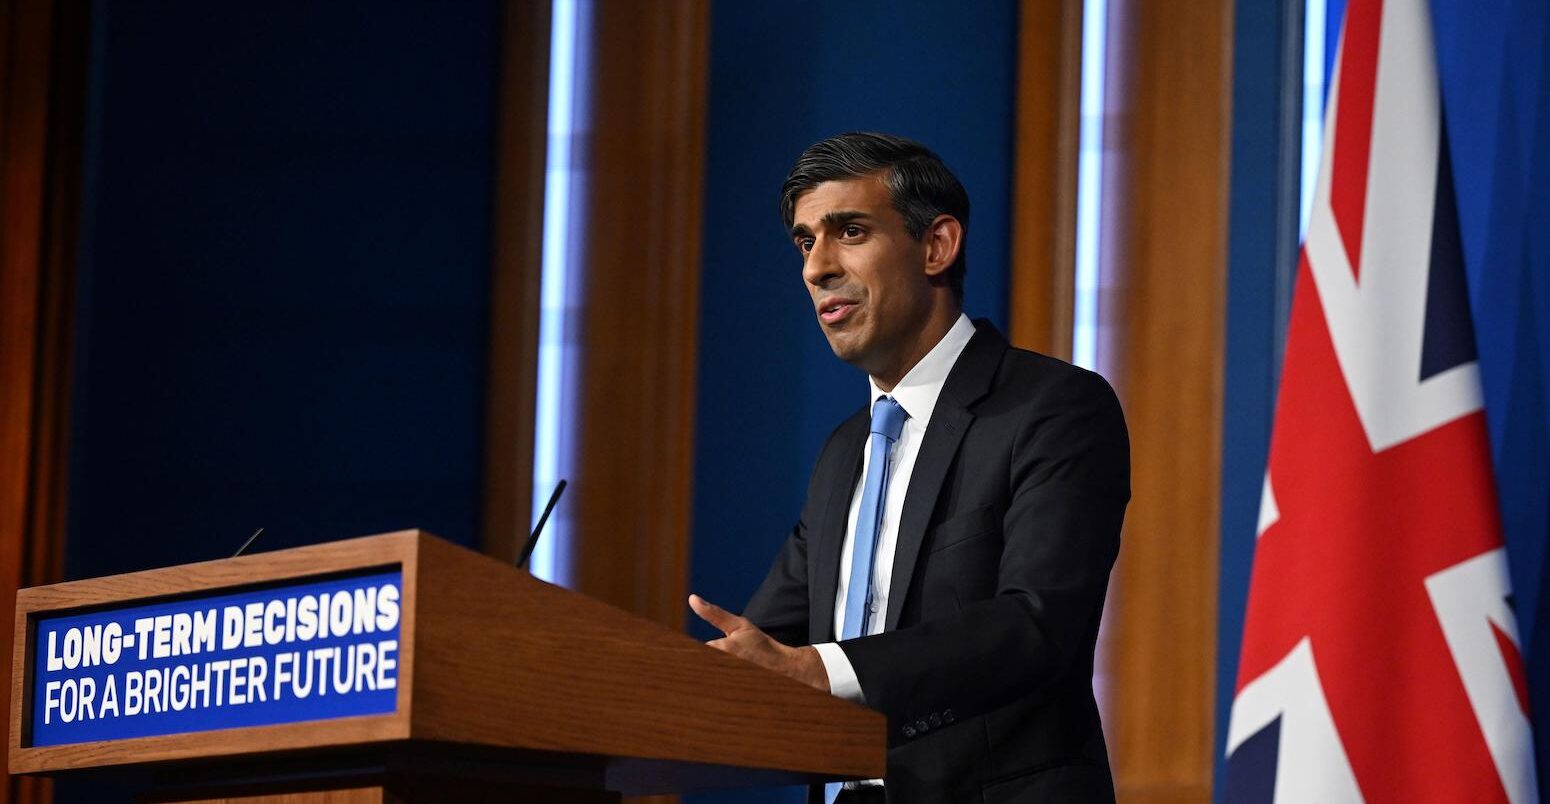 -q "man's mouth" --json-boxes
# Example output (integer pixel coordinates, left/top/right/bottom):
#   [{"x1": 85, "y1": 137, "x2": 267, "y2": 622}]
[{"x1": 818, "y1": 299, "x2": 858, "y2": 325}]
